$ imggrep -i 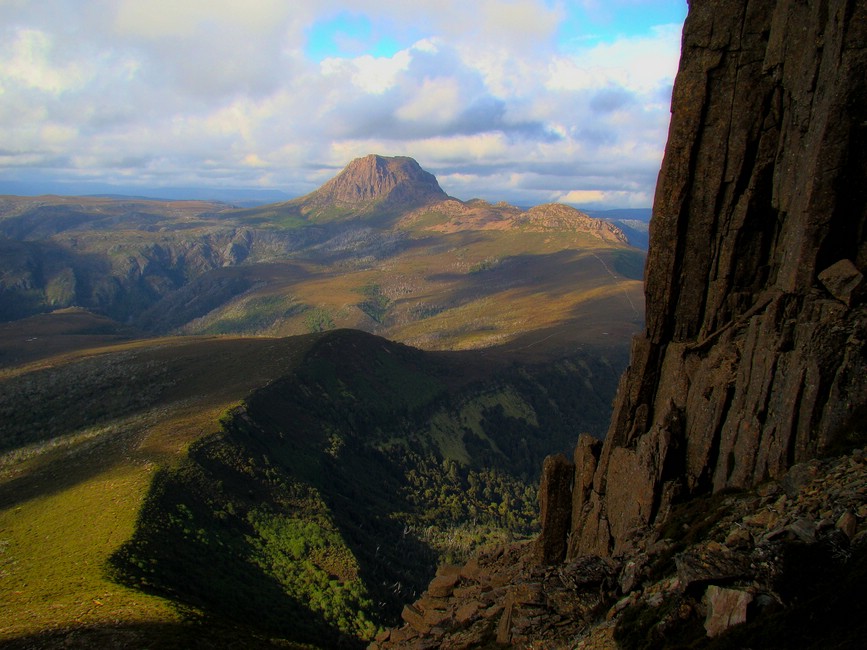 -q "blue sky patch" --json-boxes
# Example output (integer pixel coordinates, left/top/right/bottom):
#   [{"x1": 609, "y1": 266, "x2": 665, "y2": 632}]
[
  {"x1": 306, "y1": 12, "x2": 410, "y2": 60},
  {"x1": 557, "y1": 1, "x2": 688, "y2": 49}
]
